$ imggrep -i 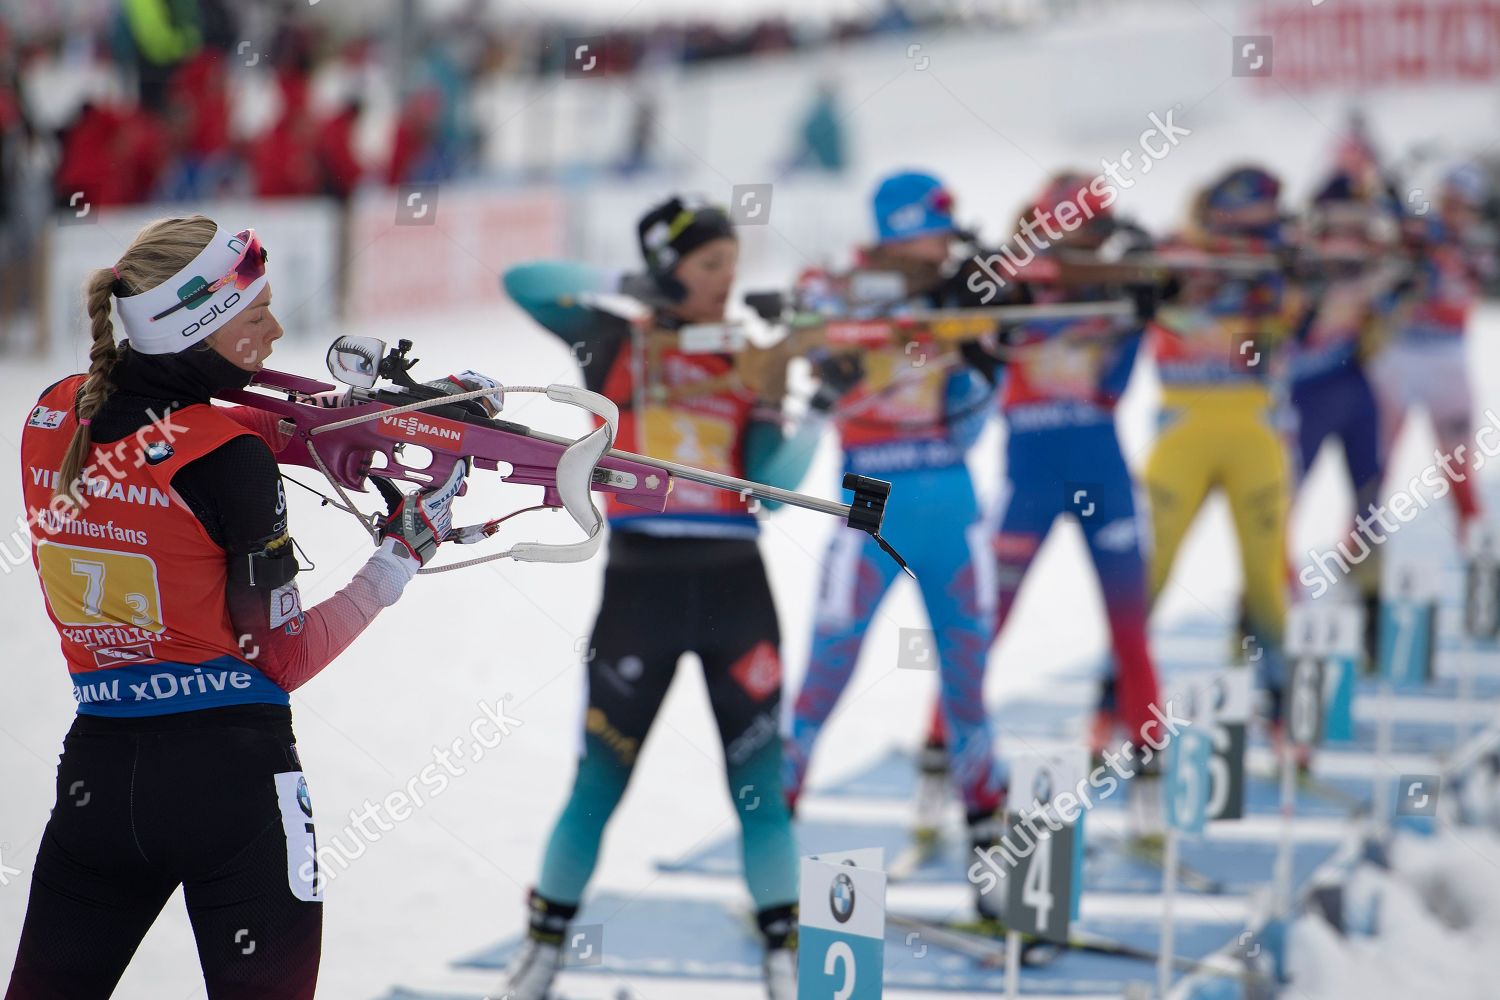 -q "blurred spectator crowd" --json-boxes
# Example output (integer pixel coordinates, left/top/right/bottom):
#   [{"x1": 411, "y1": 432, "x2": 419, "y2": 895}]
[
  {"x1": 1, "y1": 2, "x2": 509, "y2": 215},
  {"x1": 0, "y1": 0, "x2": 1040, "y2": 343},
  {"x1": 0, "y1": 0, "x2": 516, "y2": 343},
  {"x1": 0, "y1": 0, "x2": 1017, "y2": 213}
]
